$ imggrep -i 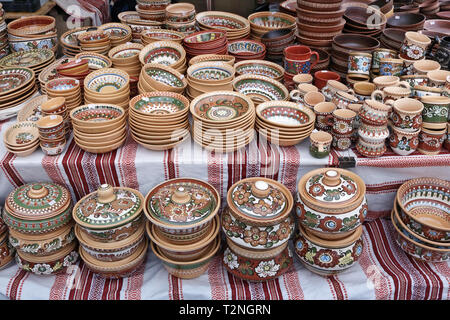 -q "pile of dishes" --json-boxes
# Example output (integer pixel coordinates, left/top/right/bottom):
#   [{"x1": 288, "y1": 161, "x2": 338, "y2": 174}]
[
  {"x1": 386, "y1": 12, "x2": 426, "y2": 31},
  {"x1": 232, "y1": 74, "x2": 289, "y2": 106},
  {"x1": 40, "y1": 97, "x2": 71, "y2": 132},
  {"x1": 118, "y1": 11, "x2": 164, "y2": 43},
  {"x1": 38, "y1": 57, "x2": 74, "y2": 94},
  {"x1": 248, "y1": 11, "x2": 296, "y2": 41},
  {"x1": 59, "y1": 26, "x2": 90, "y2": 57},
  {"x1": 196, "y1": 11, "x2": 250, "y2": 41},
  {"x1": 255, "y1": 101, "x2": 315, "y2": 146},
  {"x1": 70, "y1": 104, "x2": 127, "y2": 154},
  {"x1": 0, "y1": 67, "x2": 38, "y2": 116},
  {"x1": 128, "y1": 92, "x2": 190, "y2": 151},
  {"x1": 55, "y1": 59, "x2": 91, "y2": 92},
  {"x1": 139, "y1": 63, "x2": 187, "y2": 95},
  {"x1": 342, "y1": 4, "x2": 387, "y2": 38},
  {"x1": 182, "y1": 30, "x2": 228, "y2": 61},
  {"x1": 186, "y1": 61, "x2": 235, "y2": 99},
  {"x1": 7, "y1": 15, "x2": 58, "y2": 54},
  {"x1": 136, "y1": 1, "x2": 168, "y2": 22},
  {"x1": 77, "y1": 31, "x2": 111, "y2": 55},
  {"x1": 0, "y1": 4, "x2": 8, "y2": 59},
  {"x1": 260, "y1": 28, "x2": 296, "y2": 62},
  {"x1": 190, "y1": 91, "x2": 256, "y2": 153},
  {"x1": 2, "y1": 182, "x2": 78, "y2": 275},
  {"x1": 36, "y1": 114, "x2": 67, "y2": 156},
  {"x1": 228, "y1": 39, "x2": 266, "y2": 62},
  {"x1": 3, "y1": 121, "x2": 40, "y2": 157},
  {"x1": 234, "y1": 60, "x2": 284, "y2": 82},
  {"x1": 294, "y1": 168, "x2": 367, "y2": 276},
  {"x1": 74, "y1": 52, "x2": 113, "y2": 71},
  {"x1": 141, "y1": 29, "x2": 185, "y2": 45},
  {"x1": 189, "y1": 54, "x2": 235, "y2": 66},
  {"x1": 73, "y1": 184, "x2": 148, "y2": 278},
  {"x1": 380, "y1": 28, "x2": 405, "y2": 52},
  {"x1": 108, "y1": 42, "x2": 144, "y2": 78},
  {"x1": 83, "y1": 68, "x2": 131, "y2": 111},
  {"x1": 165, "y1": 2, "x2": 197, "y2": 35},
  {"x1": 139, "y1": 40, "x2": 187, "y2": 74},
  {"x1": 222, "y1": 177, "x2": 295, "y2": 282},
  {"x1": 45, "y1": 77, "x2": 83, "y2": 111},
  {"x1": 98, "y1": 23, "x2": 133, "y2": 47},
  {"x1": 391, "y1": 177, "x2": 449, "y2": 262}
]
